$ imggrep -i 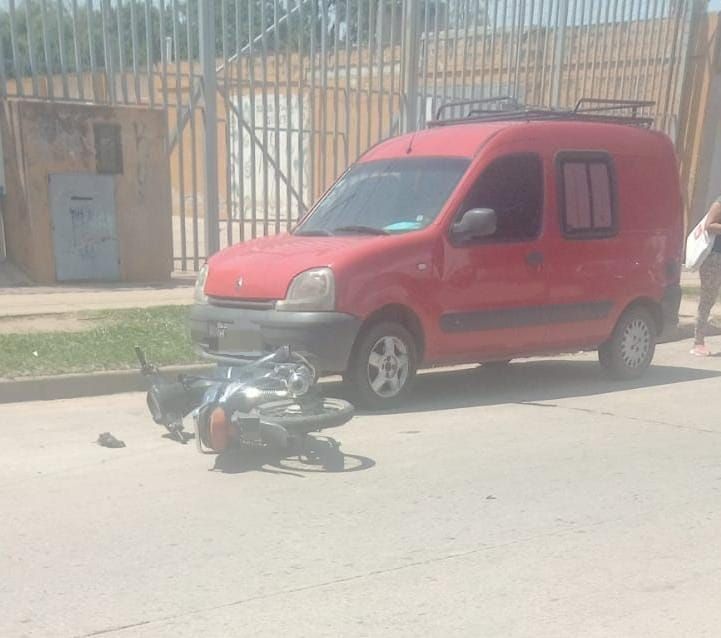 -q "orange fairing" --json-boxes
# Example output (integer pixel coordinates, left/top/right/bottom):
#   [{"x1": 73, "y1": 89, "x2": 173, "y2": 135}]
[{"x1": 209, "y1": 408, "x2": 230, "y2": 452}]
